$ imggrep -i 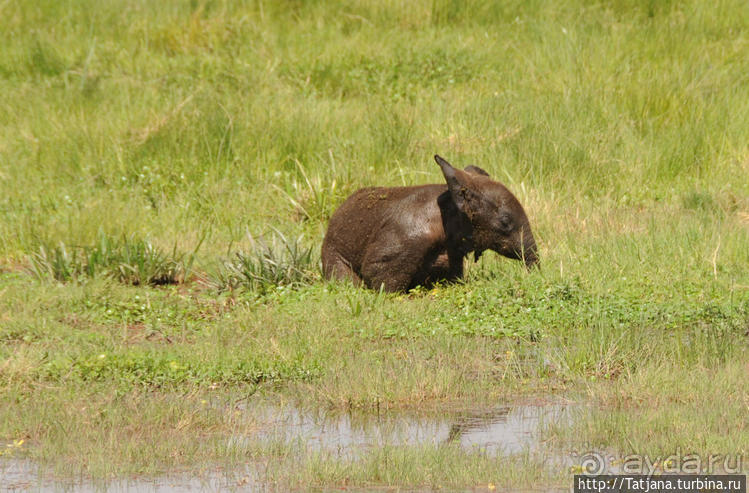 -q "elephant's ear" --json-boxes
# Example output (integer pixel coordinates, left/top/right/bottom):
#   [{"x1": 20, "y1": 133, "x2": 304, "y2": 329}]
[
  {"x1": 464, "y1": 165, "x2": 490, "y2": 177},
  {"x1": 435, "y1": 154, "x2": 481, "y2": 211}
]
